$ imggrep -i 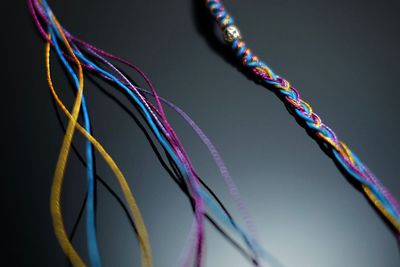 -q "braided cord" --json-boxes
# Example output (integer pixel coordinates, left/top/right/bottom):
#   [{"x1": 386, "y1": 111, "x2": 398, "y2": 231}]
[{"x1": 206, "y1": 0, "x2": 400, "y2": 233}]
